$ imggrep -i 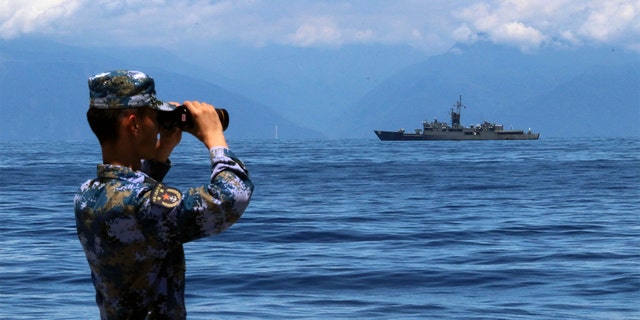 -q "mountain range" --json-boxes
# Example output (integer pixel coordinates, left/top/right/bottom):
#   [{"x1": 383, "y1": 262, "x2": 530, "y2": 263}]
[
  {"x1": 0, "y1": 38, "x2": 638, "y2": 141},
  {"x1": 337, "y1": 43, "x2": 639, "y2": 138}
]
